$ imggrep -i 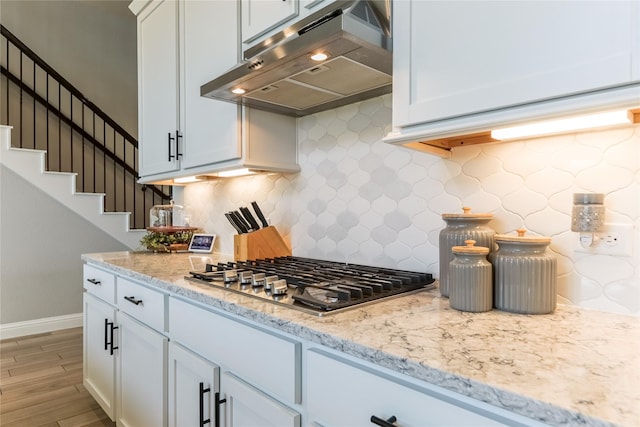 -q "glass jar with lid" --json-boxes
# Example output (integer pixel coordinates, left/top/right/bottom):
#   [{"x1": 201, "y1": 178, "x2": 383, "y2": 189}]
[
  {"x1": 439, "y1": 207, "x2": 495, "y2": 297},
  {"x1": 150, "y1": 200, "x2": 188, "y2": 228}
]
